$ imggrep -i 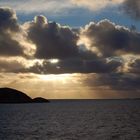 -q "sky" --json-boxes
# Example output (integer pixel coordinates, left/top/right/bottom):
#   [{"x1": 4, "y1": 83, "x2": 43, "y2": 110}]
[{"x1": 0, "y1": 0, "x2": 140, "y2": 99}]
